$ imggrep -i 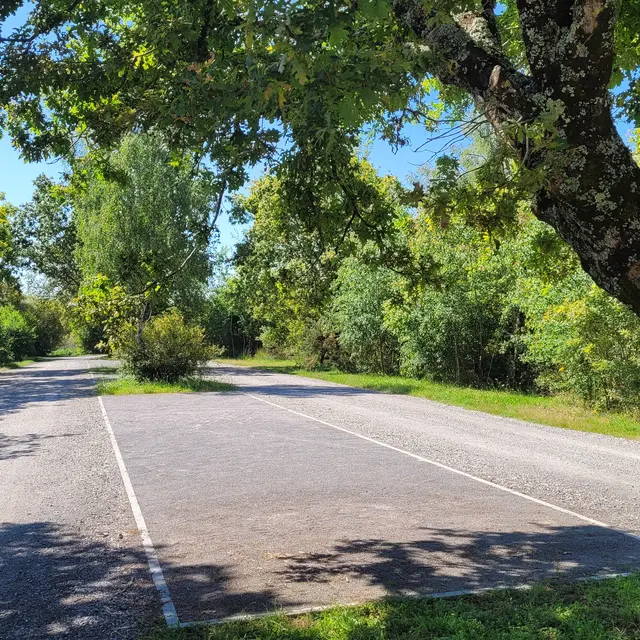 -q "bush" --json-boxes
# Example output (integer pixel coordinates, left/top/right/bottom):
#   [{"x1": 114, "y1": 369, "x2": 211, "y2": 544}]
[
  {"x1": 23, "y1": 298, "x2": 66, "y2": 356},
  {"x1": 521, "y1": 276, "x2": 640, "y2": 410},
  {"x1": 331, "y1": 260, "x2": 399, "y2": 374},
  {"x1": 117, "y1": 310, "x2": 214, "y2": 382},
  {"x1": 0, "y1": 305, "x2": 35, "y2": 363}
]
